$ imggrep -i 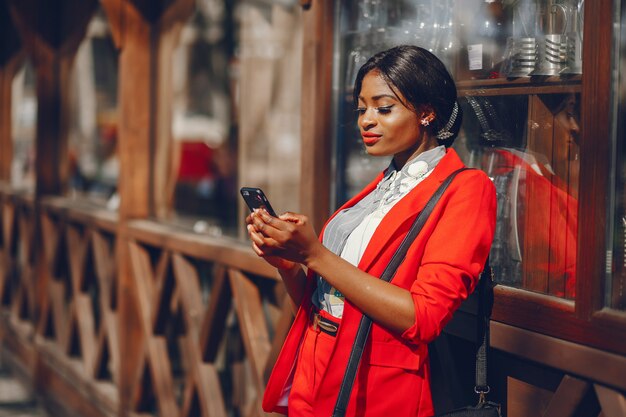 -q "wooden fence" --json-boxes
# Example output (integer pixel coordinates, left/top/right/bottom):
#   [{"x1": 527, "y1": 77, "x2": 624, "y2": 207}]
[{"x1": 0, "y1": 186, "x2": 291, "y2": 417}]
